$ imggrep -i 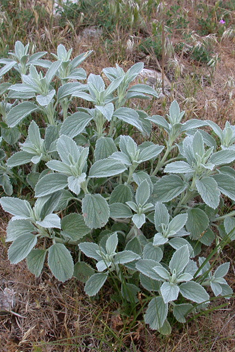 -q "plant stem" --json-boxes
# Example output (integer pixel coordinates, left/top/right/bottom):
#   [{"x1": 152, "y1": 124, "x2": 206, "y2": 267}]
[{"x1": 151, "y1": 144, "x2": 171, "y2": 176}]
